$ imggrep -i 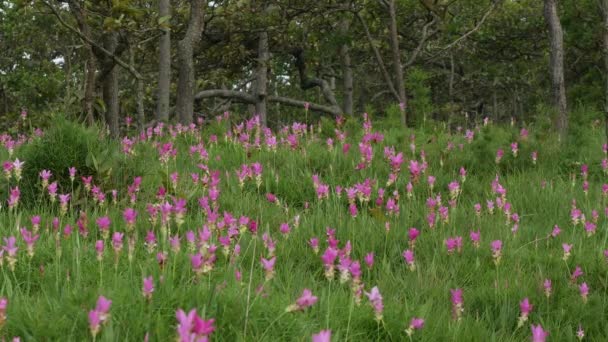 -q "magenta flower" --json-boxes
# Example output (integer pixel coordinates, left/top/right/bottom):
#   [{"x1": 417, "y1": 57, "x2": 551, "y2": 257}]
[
  {"x1": 112, "y1": 232, "x2": 124, "y2": 253},
  {"x1": 531, "y1": 324, "x2": 548, "y2": 342},
  {"x1": 309, "y1": 238, "x2": 319, "y2": 254},
  {"x1": 450, "y1": 288, "x2": 464, "y2": 321},
  {"x1": 365, "y1": 286, "x2": 384, "y2": 321},
  {"x1": 321, "y1": 248, "x2": 338, "y2": 280},
  {"x1": 2, "y1": 237, "x2": 18, "y2": 271},
  {"x1": 571, "y1": 266, "x2": 583, "y2": 282},
  {"x1": 143, "y1": 276, "x2": 154, "y2": 300},
  {"x1": 364, "y1": 252, "x2": 374, "y2": 269},
  {"x1": 20, "y1": 228, "x2": 39, "y2": 258},
  {"x1": 88, "y1": 310, "x2": 101, "y2": 338},
  {"x1": 580, "y1": 282, "x2": 589, "y2": 303},
  {"x1": 312, "y1": 329, "x2": 331, "y2": 342},
  {"x1": 517, "y1": 298, "x2": 533, "y2": 327},
  {"x1": 123, "y1": 208, "x2": 138, "y2": 229},
  {"x1": 543, "y1": 279, "x2": 552, "y2": 298},
  {"x1": 0, "y1": 297, "x2": 7, "y2": 329},
  {"x1": 562, "y1": 243, "x2": 573, "y2": 261},
  {"x1": 95, "y1": 240, "x2": 104, "y2": 261},
  {"x1": 469, "y1": 230, "x2": 480, "y2": 248},
  {"x1": 176, "y1": 309, "x2": 215, "y2": 342},
  {"x1": 406, "y1": 317, "x2": 424, "y2": 336},
  {"x1": 551, "y1": 225, "x2": 561, "y2": 238},
  {"x1": 577, "y1": 325, "x2": 584, "y2": 340},
  {"x1": 261, "y1": 256, "x2": 276, "y2": 280},
  {"x1": 408, "y1": 228, "x2": 420, "y2": 246},
  {"x1": 402, "y1": 249, "x2": 415, "y2": 271},
  {"x1": 491, "y1": 240, "x2": 502, "y2": 265},
  {"x1": 287, "y1": 288, "x2": 318, "y2": 312}
]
